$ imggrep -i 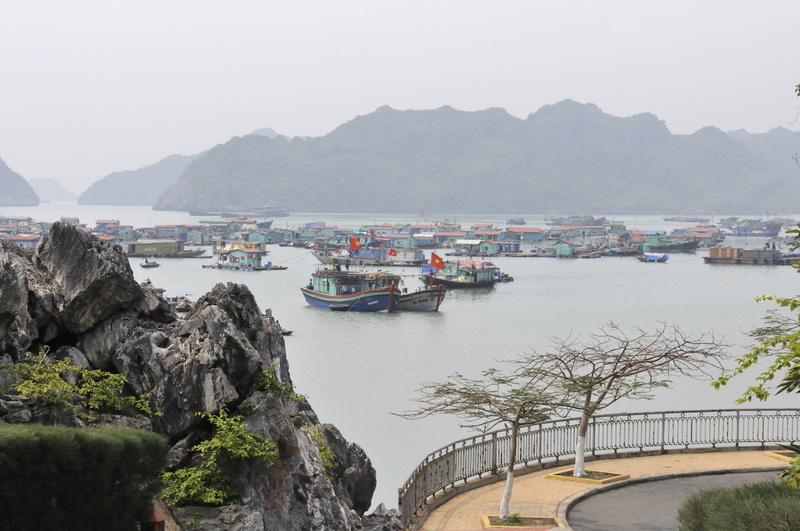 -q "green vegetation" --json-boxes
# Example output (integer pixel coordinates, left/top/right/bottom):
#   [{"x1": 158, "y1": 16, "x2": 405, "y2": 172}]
[
  {"x1": 0, "y1": 349, "x2": 152, "y2": 418},
  {"x1": 678, "y1": 481, "x2": 800, "y2": 531},
  {"x1": 694, "y1": 84, "x2": 800, "y2": 530},
  {"x1": 252, "y1": 362, "x2": 301, "y2": 400},
  {"x1": 160, "y1": 407, "x2": 277, "y2": 506},
  {"x1": 0, "y1": 424, "x2": 167, "y2": 530},
  {"x1": 303, "y1": 425, "x2": 337, "y2": 478}
]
